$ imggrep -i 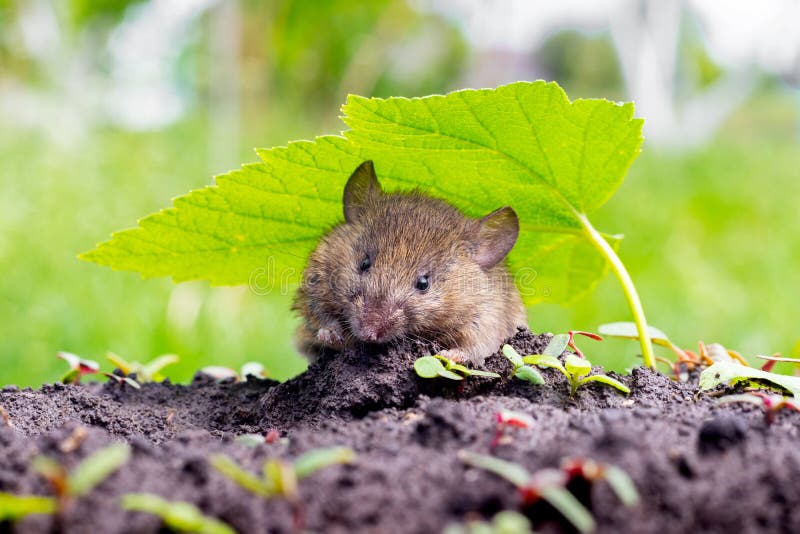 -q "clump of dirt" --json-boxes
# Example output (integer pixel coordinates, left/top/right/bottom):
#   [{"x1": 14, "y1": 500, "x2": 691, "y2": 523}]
[{"x1": 1, "y1": 329, "x2": 799, "y2": 533}]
